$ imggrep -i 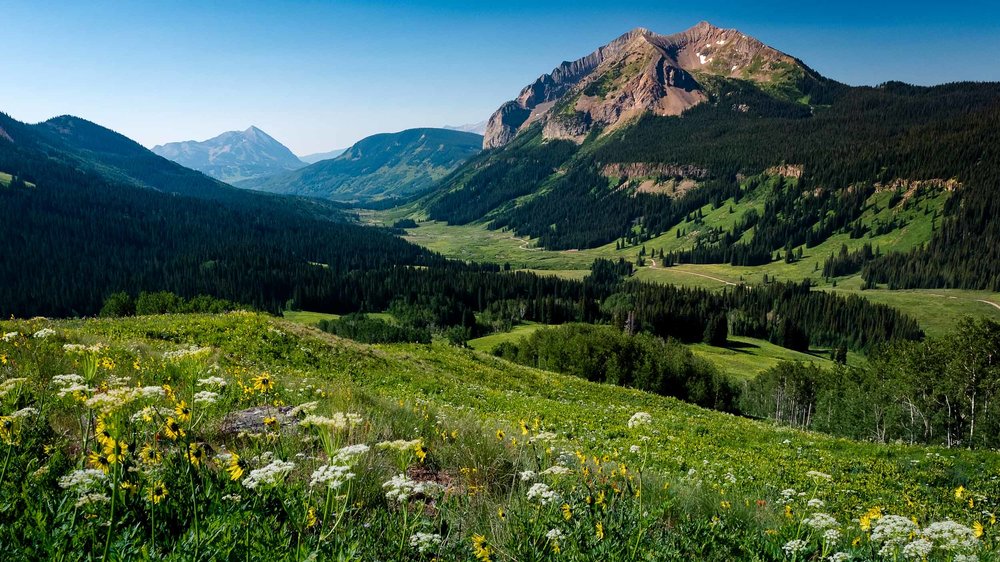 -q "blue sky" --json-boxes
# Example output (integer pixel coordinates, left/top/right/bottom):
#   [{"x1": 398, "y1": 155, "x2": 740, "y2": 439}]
[{"x1": 2, "y1": 0, "x2": 998, "y2": 154}]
